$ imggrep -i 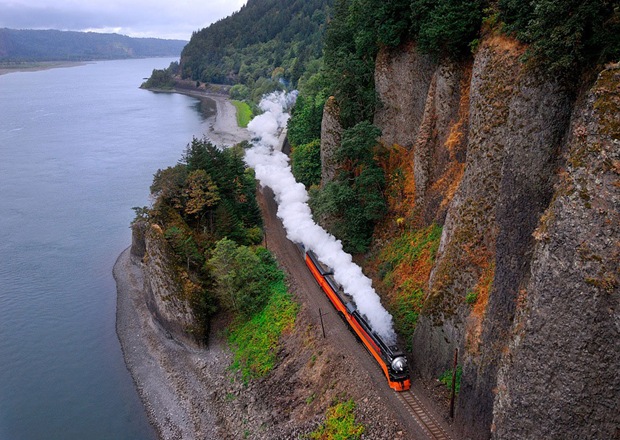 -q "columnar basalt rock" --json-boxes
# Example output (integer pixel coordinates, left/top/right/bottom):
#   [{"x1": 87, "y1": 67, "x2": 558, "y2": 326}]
[
  {"x1": 374, "y1": 42, "x2": 435, "y2": 149},
  {"x1": 320, "y1": 96, "x2": 343, "y2": 185},
  {"x1": 369, "y1": 34, "x2": 613, "y2": 439},
  {"x1": 491, "y1": 63, "x2": 620, "y2": 440},
  {"x1": 456, "y1": 39, "x2": 573, "y2": 440}
]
